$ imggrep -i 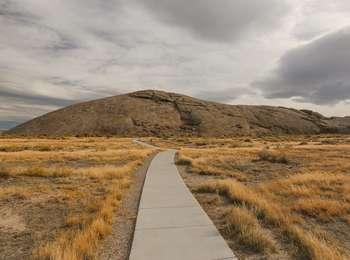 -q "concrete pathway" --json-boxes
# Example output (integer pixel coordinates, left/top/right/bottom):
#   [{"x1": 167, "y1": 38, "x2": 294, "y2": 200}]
[
  {"x1": 133, "y1": 139, "x2": 158, "y2": 149},
  {"x1": 129, "y1": 149, "x2": 236, "y2": 260}
]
